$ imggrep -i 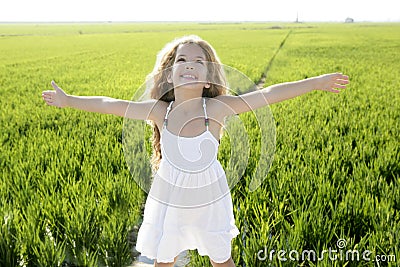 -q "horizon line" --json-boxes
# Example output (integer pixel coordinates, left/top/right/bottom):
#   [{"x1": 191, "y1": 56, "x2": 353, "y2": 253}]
[{"x1": 1, "y1": 20, "x2": 399, "y2": 24}]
